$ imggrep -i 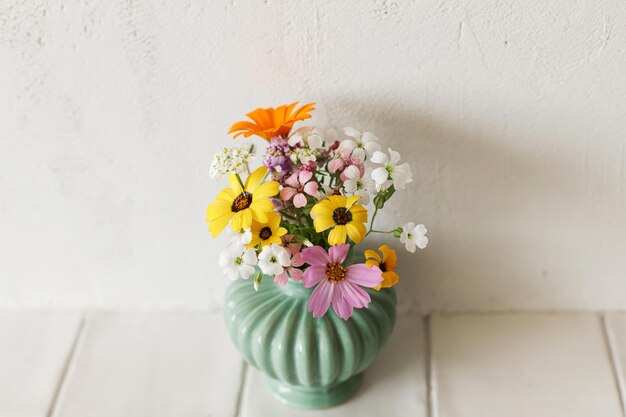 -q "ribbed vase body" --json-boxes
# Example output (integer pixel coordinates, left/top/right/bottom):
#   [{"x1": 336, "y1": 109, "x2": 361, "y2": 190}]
[{"x1": 223, "y1": 278, "x2": 397, "y2": 408}]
